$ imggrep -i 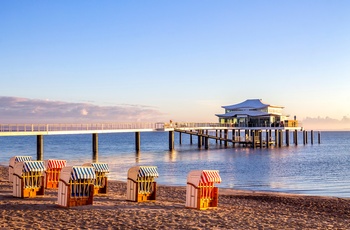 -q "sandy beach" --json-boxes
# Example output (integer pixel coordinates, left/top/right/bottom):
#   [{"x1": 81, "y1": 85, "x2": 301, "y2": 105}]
[{"x1": 1, "y1": 165, "x2": 349, "y2": 229}]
